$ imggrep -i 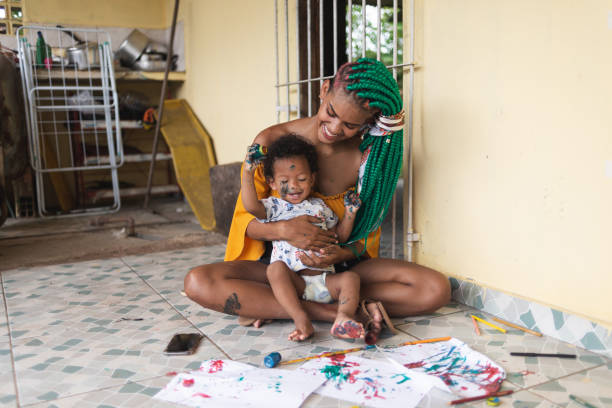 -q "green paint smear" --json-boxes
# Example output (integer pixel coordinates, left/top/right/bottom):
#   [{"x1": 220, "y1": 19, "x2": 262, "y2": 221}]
[{"x1": 321, "y1": 365, "x2": 350, "y2": 382}]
